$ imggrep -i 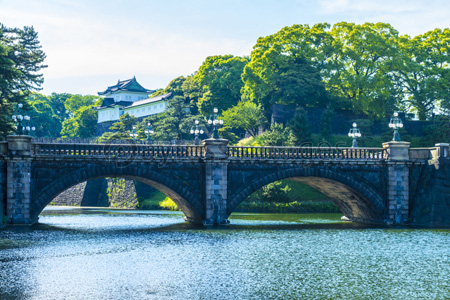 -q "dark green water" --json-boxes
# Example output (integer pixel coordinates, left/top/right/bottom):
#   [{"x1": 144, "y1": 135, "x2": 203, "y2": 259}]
[{"x1": 1, "y1": 207, "x2": 449, "y2": 299}]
